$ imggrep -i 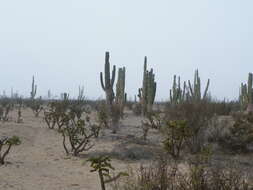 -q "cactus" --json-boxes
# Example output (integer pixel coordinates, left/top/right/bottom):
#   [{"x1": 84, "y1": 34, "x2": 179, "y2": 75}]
[
  {"x1": 116, "y1": 67, "x2": 126, "y2": 118},
  {"x1": 87, "y1": 156, "x2": 128, "y2": 190},
  {"x1": 170, "y1": 75, "x2": 186, "y2": 106},
  {"x1": 0, "y1": 136, "x2": 21, "y2": 165},
  {"x1": 240, "y1": 73, "x2": 253, "y2": 111},
  {"x1": 138, "y1": 56, "x2": 156, "y2": 115},
  {"x1": 30, "y1": 76, "x2": 37, "y2": 100},
  {"x1": 100, "y1": 52, "x2": 116, "y2": 109},
  {"x1": 188, "y1": 69, "x2": 210, "y2": 102}
]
